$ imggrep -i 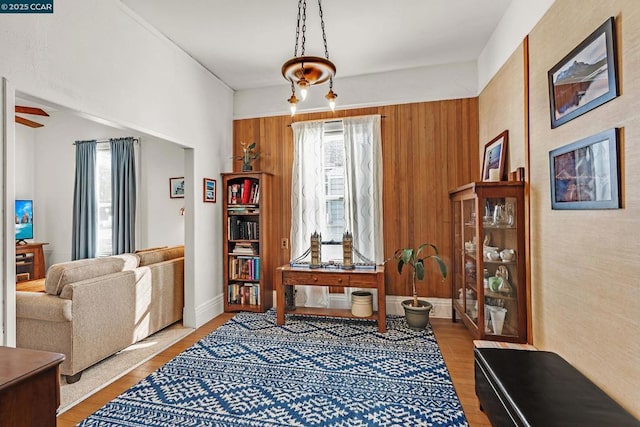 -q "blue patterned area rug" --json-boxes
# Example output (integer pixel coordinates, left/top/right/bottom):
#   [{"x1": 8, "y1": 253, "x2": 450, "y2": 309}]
[{"x1": 78, "y1": 311, "x2": 468, "y2": 426}]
